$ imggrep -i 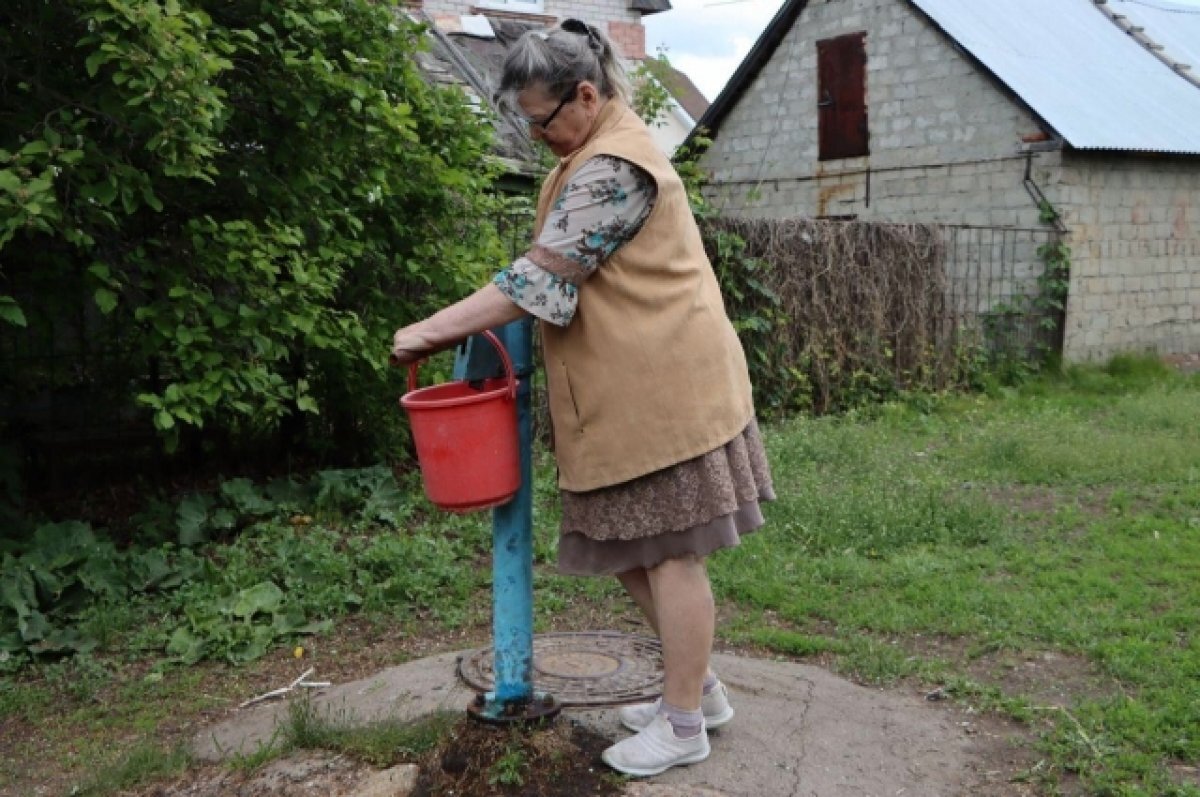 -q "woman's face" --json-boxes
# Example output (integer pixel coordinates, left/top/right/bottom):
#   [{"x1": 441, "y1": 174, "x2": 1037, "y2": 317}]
[{"x1": 517, "y1": 81, "x2": 604, "y2": 158}]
